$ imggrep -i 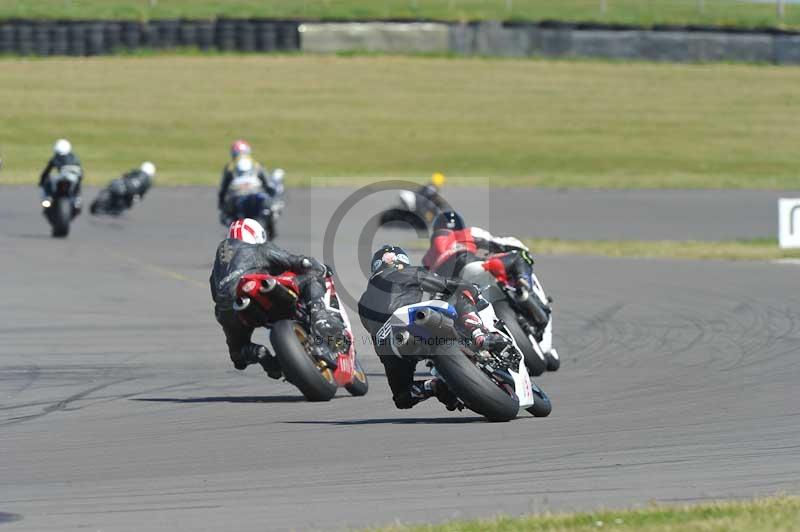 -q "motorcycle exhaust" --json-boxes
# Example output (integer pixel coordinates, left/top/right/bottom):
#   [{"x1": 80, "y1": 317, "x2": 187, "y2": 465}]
[
  {"x1": 232, "y1": 297, "x2": 251, "y2": 312},
  {"x1": 259, "y1": 278, "x2": 277, "y2": 293},
  {"x1": 415, "y1": 309, "x2": 455, "y2": 331},
  {"x1": 516, "y1": 289, "x2": 550, "y2": 329}
]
